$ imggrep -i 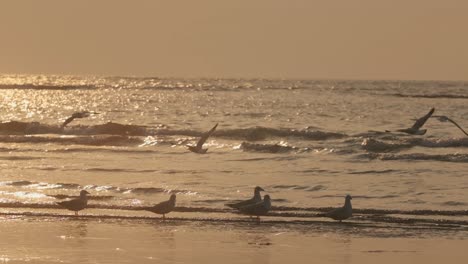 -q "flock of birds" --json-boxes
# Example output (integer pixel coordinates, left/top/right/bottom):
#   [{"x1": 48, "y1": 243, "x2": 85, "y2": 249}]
[
  {"x1": 57, "y1": 187, "x2": 353, "y2": 223},
  {"x1": 55, "y1": 108, "x2": 464, "y2": 223}
]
